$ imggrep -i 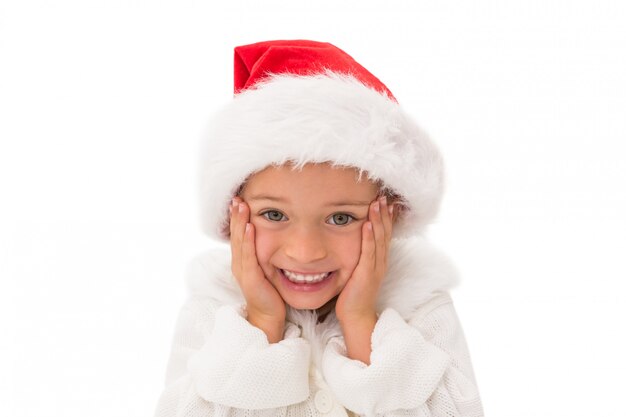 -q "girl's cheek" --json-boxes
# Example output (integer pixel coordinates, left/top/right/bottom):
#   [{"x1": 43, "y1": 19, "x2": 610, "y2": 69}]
[
  {"x1": 335, "y1": 231, "x2": 363, "y2": 269},
  {"x1": 253, "y1": 226, "x2": 276, "y2": 265}
]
